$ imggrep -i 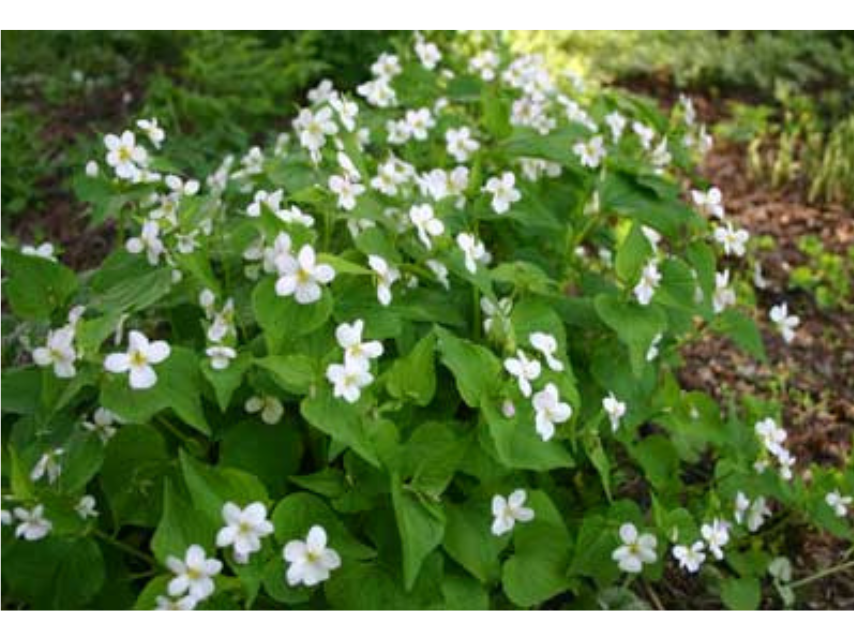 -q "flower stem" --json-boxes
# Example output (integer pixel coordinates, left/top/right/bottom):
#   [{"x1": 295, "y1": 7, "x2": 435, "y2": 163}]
[
  {"x1": 789, "y1": 557, "x2": 854, "y2": 589},
  {"x1": 94, "y1": 529, "x2": 156, "y2": 566}
]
